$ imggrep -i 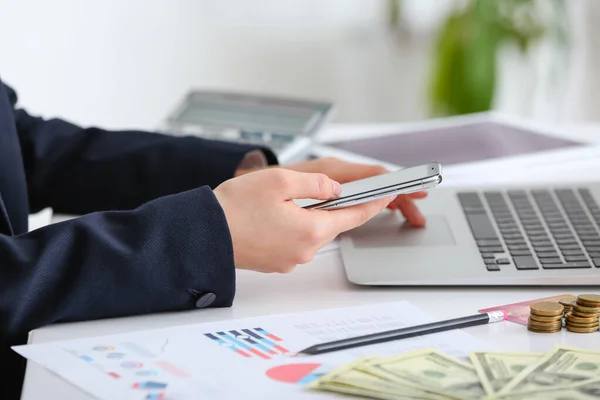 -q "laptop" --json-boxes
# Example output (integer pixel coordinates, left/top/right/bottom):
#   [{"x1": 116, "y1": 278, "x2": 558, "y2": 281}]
[{"x1": 340, "y1": 183, "x2": 600, "y2": 286}]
